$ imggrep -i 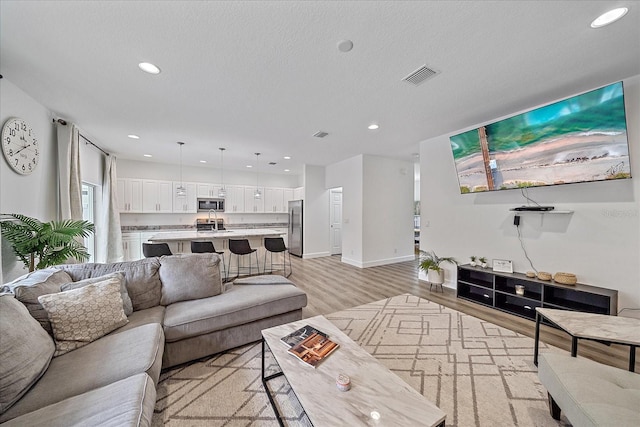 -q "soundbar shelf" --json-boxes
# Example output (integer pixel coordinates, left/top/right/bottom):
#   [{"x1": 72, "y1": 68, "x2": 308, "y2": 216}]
[{"x1": 456, "y1": 265, "x2": 617, "y2": 320}]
